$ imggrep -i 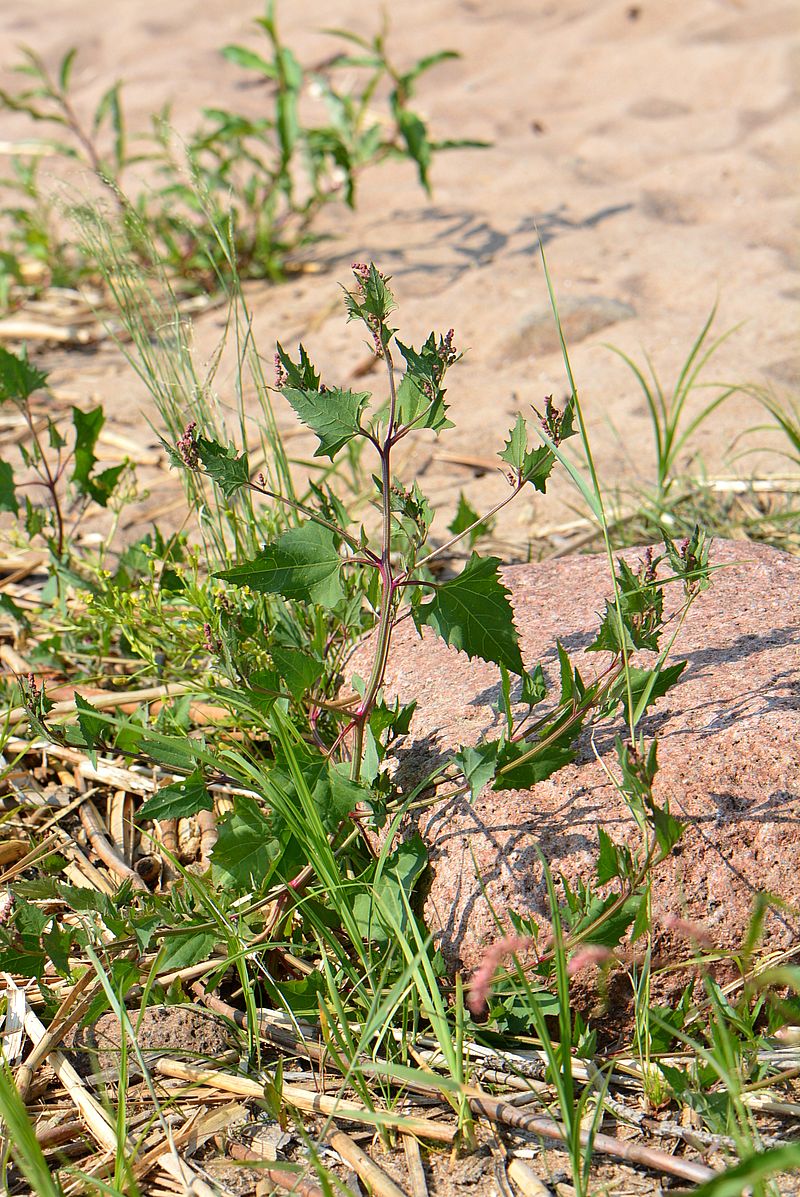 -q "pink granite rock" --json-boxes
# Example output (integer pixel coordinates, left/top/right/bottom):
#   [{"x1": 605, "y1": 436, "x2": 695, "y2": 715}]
[{"x1": 357, "y1": 541, "x2": 800, "y2": 973}]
